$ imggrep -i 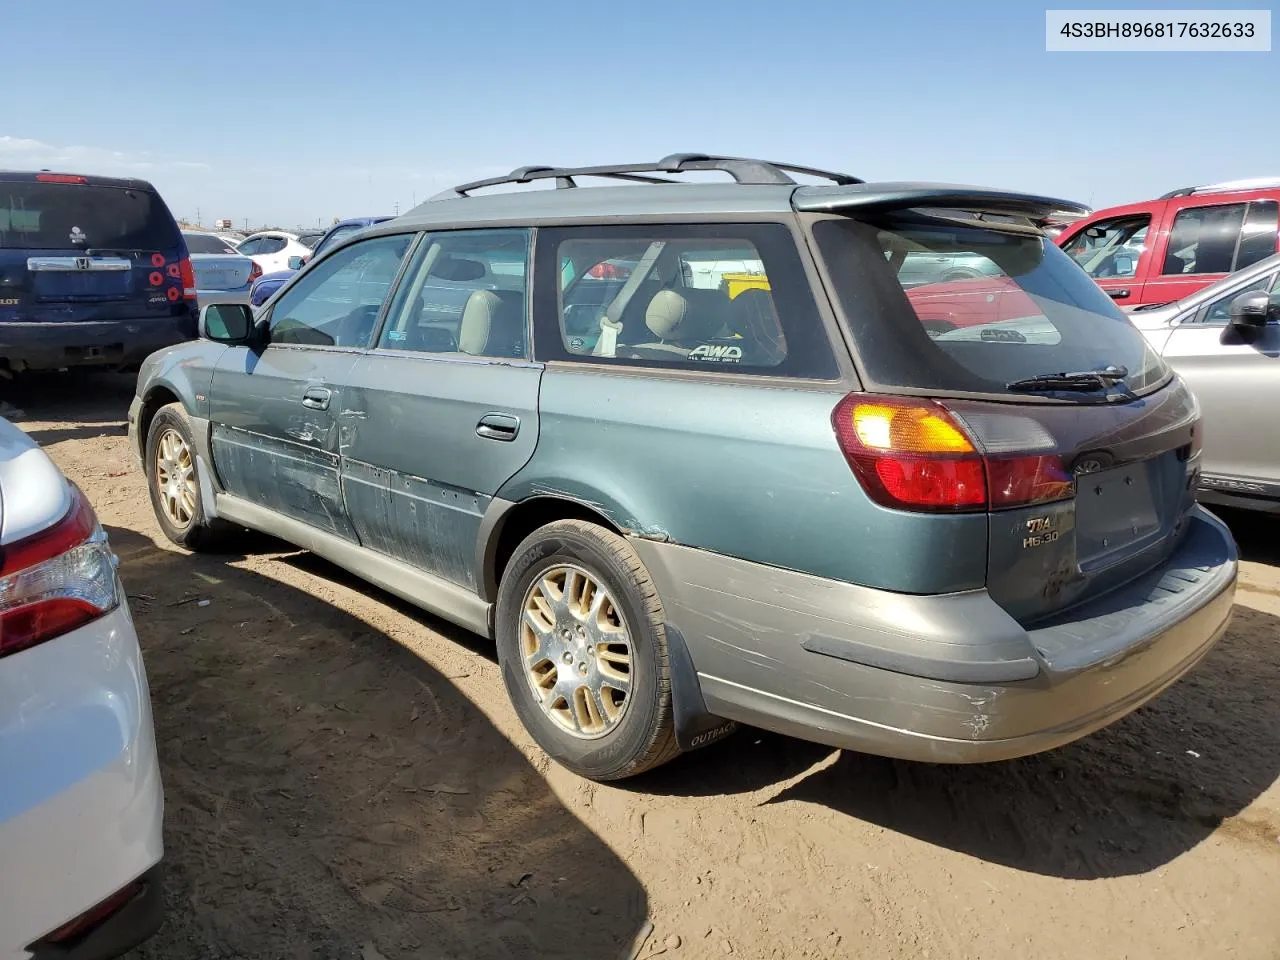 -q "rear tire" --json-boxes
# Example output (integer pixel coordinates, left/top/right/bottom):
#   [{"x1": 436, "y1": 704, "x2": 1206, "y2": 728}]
[
  {"x1": 145, "y1": 403, "x2": 238, "y2": 552},
  {"x1": 495, "y1": 520, "x2": 680, "y2": 781}
]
